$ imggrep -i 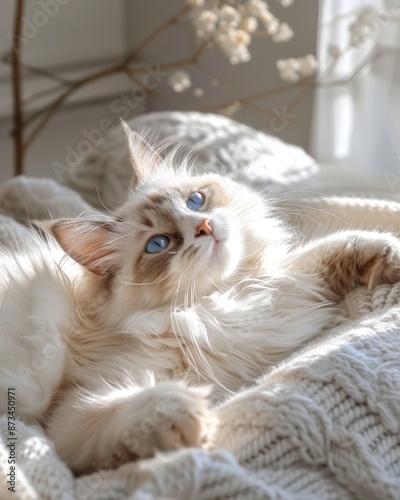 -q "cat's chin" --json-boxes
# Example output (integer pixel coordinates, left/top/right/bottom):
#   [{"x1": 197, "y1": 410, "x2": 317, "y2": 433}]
[
  {"x1": 205, "y1": 237, "x2": 243, "y2": 283},
  {"x1": 200, "y1": 219, "x2": 232, "y2": 257}
]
